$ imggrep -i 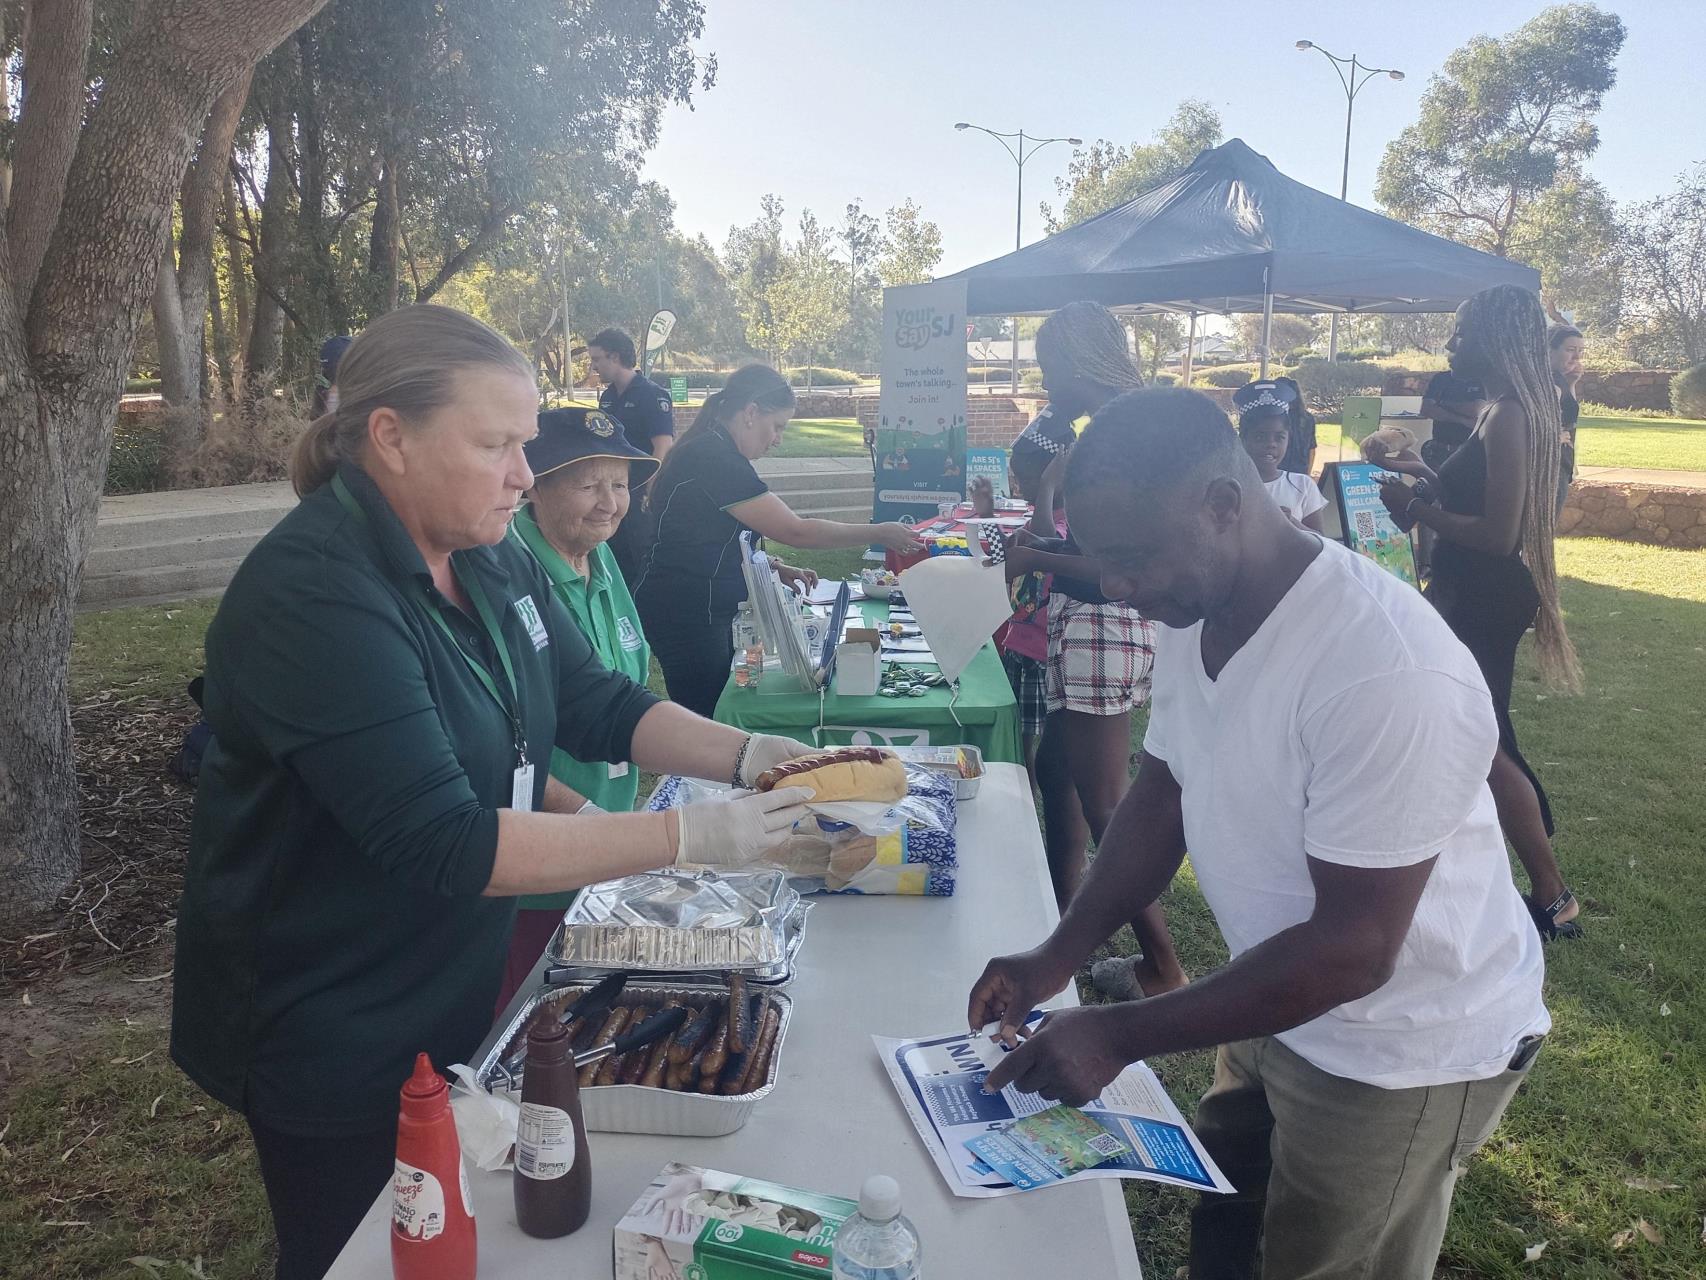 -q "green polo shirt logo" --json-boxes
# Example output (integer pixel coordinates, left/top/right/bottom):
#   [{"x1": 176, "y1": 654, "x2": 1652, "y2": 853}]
[
  {"x1": 617, "y1": 616, "x2": 643, "y2": 653},
  {"x1": 514, "y1": 595, "x2": 550, "y2": 651}
]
